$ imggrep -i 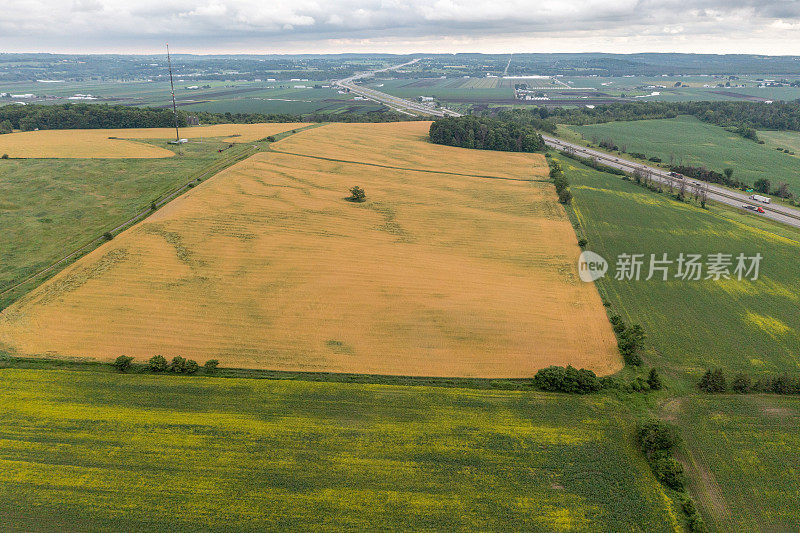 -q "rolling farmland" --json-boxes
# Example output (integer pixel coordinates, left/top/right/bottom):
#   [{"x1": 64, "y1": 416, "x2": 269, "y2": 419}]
[
  {"x1": 558, "y1": 154, "x2": 800, "y2": 375},
  {"x1": 0, "y1": 368, "x2": 679, "y2": 532},
  {"x1": 0, "y1": 139, "x2": 264, "y2": 309},
  {"x1": 0, "y1": 122, "x2": 620, "y2": 377},
  {"x1": 572, "y1": 115, "x2": 800, "y2": 191}
]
